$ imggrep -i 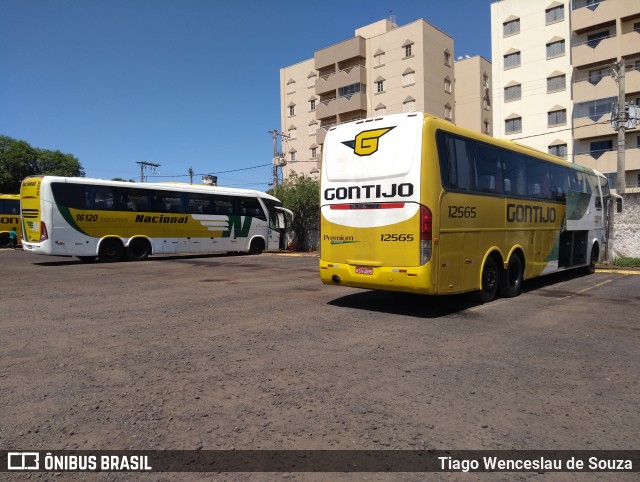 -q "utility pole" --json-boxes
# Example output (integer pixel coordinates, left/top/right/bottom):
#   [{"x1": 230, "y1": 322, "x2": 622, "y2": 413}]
[
  {"x1": 136, "y1": 161, "x2": 160, "y2": 183},
  {"x1": 188, "y1": 167, "x2": 194, "y2": 184},
  {"x1": 268, "y1": 129, "x2": 289, "y2": 188},
  {"x1": 610, "y1": 60, "x2": 626, "y2": 194}
]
